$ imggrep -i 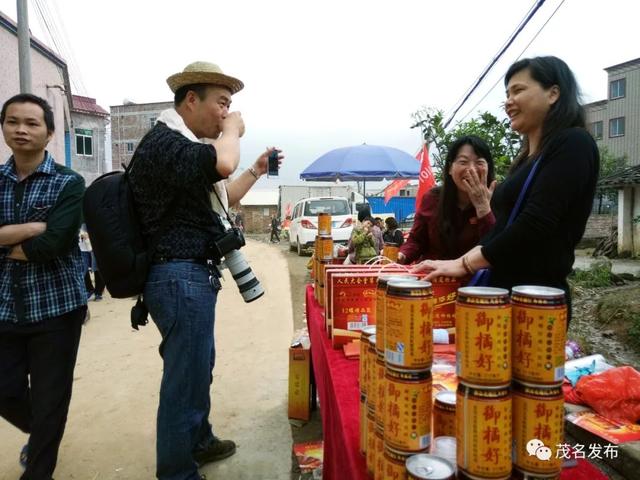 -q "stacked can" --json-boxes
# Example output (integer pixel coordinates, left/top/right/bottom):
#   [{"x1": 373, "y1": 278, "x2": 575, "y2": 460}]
[
  {"x1": 359, "y1": 326, "x2": 377, "y2": 455},
  {"x1": 365, "y1": 333, "x2": 381, "y2": 476},
  {"x1": 455, "y1": 287, "x2": 512, "y2": 480},
  {"x1": 382, "y1": 242, "x2": 399, "y2": 262},
  {"x1": 383, "y1": 280, "x2": 434, "y2": 477},
  {"x1": 375, "y1": 274, "x2": 416, "y2": 361},
  {"x1": 511, "y1": 286, "x2": 567, "y2": 480}
]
